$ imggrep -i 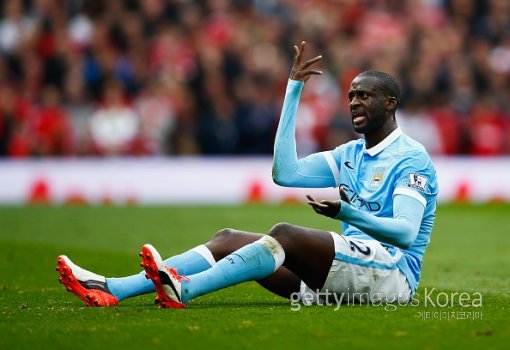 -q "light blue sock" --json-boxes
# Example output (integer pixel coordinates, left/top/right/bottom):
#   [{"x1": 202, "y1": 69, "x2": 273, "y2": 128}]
[
  {"x1": 106, "y1": 245, "x2": 215, "y2": 301},
  {"x1": 181, "y1": 236, "x2": 285, "y2": 303}
]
